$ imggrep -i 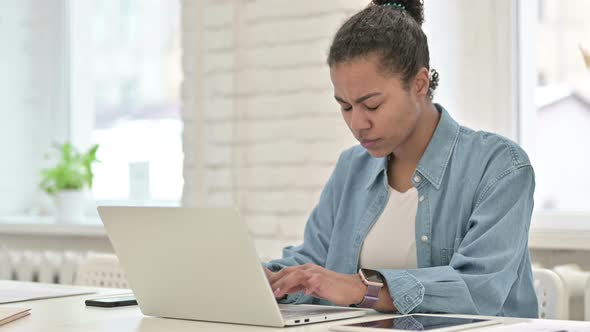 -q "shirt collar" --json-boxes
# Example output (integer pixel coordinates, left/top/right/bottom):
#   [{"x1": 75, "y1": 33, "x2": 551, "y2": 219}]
[{"x1": 365, "y1": 104, "x2": 460, "y2": 190}]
